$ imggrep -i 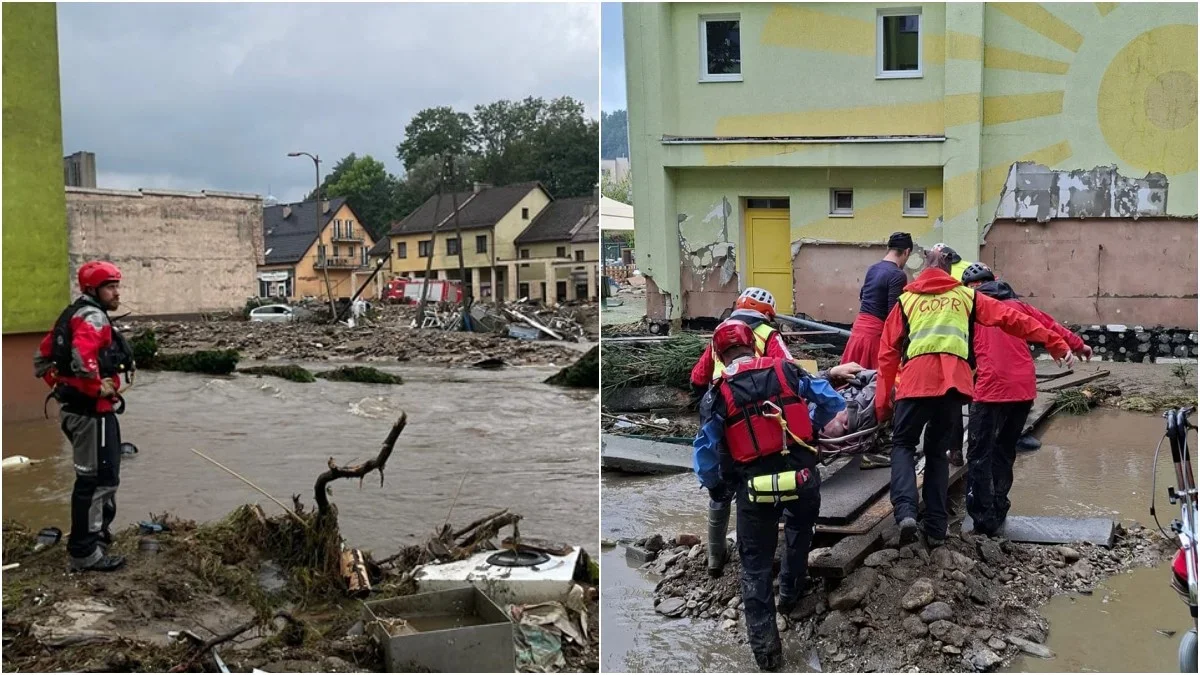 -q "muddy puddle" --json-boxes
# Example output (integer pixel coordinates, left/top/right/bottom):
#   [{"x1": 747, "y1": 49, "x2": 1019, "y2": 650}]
[
  {"x1": 2, "y1": 363, "x2": 599, "y2": 552},
  {"x1": 601, "y1": 409, "x2": 1193, "y2": 672}
]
